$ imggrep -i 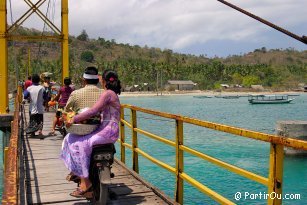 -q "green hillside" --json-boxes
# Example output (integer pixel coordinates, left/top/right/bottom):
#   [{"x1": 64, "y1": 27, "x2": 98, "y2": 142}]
[{"x1": 7, "y1": 27, "x2": 307, "y2": 92}]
